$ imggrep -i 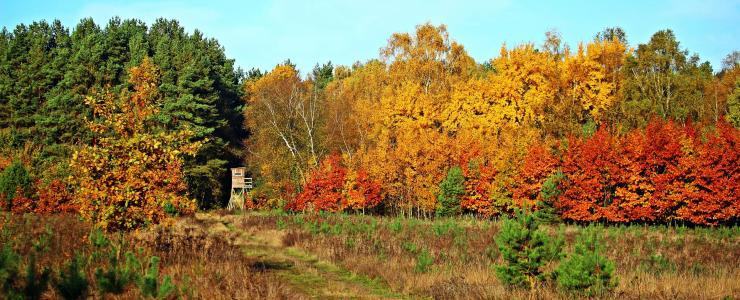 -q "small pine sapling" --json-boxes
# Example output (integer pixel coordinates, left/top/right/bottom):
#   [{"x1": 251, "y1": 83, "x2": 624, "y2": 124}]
[
  {"x1": 95, "y1": 251, "x2": 140, "y2": 295},
  {"x1": 138, "y1": 256, "x2": 177, "y2": 299},
  {"x1": 0, "y1": 245, "x2": 20, "y2": 296},
  {"x1": 414, "y1": 249, "x2": 434, "y2": 273},
  {"x1": 536, "y1": 170, "x2": 564, "y2": 224},
  {"x1": 556, "y1": 226, "x2": 617, "y2": 295},
  {"x1": 494, "y1": 210, "x2": 563, "y2": 289},
  {"x1": 23, "y1": 253, "x2": 52, "y2": 300},
  {"x1": 54, "y1": 254, "x2": 89, "y2": 300}
]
